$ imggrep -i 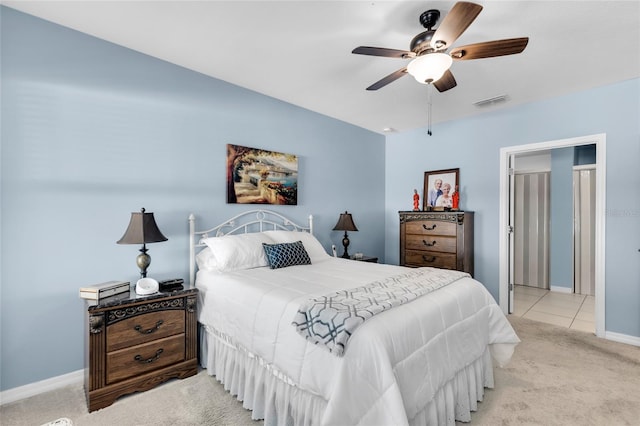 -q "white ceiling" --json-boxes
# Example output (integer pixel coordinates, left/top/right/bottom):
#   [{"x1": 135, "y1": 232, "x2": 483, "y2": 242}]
[{"x1": 3, "y1": 1, "x2": 639, "y2": 134}]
